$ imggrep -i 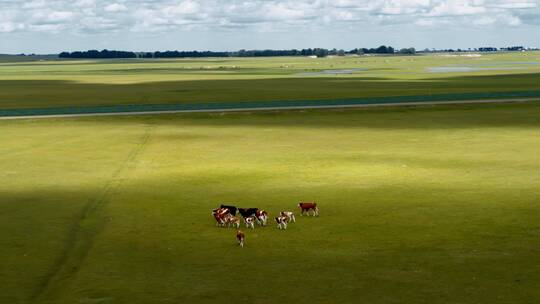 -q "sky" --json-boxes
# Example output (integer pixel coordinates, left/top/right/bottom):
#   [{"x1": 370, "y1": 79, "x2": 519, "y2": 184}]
[{"x1": 0, "y1": 0, "x2": 539, "y2": 54}]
